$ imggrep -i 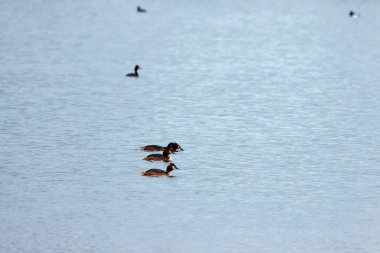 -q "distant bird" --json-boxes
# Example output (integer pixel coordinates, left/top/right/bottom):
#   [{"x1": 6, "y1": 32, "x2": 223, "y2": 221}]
[
  {"x1": 141, "y1": 142, "x2": 184, "y2": 152},
  {"x1": 143, "y1": 149, "x2": 173, "y2": 162},
  {"x1": 126, "y1": 65, "x2": 141, "y2": 78},
  {"x1": 137, "y1": 6, "x2": 147, "y2": 13},
  {"x1": 349, "y1": 10, "x2": 360, "y2": 18},
  {"x1": 142, "y1": 163, "x2": 179, "y2": 177}
]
